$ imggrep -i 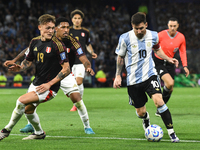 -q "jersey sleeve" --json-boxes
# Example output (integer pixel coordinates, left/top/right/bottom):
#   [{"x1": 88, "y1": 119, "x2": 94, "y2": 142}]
[
  {"x1": 153, "y1": 32, "x2": 161, "y2": 50},
  {"x1": 53, "y1": 37, "x2": 69, "y2": 64},
  {"x1": 179, "y1": 35, "x2": 187, "y2": 67},
  {"x1": 69, "y1": 35, "x2": 85, "y2": 58},
  {"x1": 25, "y1": 40, "x2": 35, "y2": 61},
  {"x1": 115, "y1": 35, "x2": 127, "y2": 57}
]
